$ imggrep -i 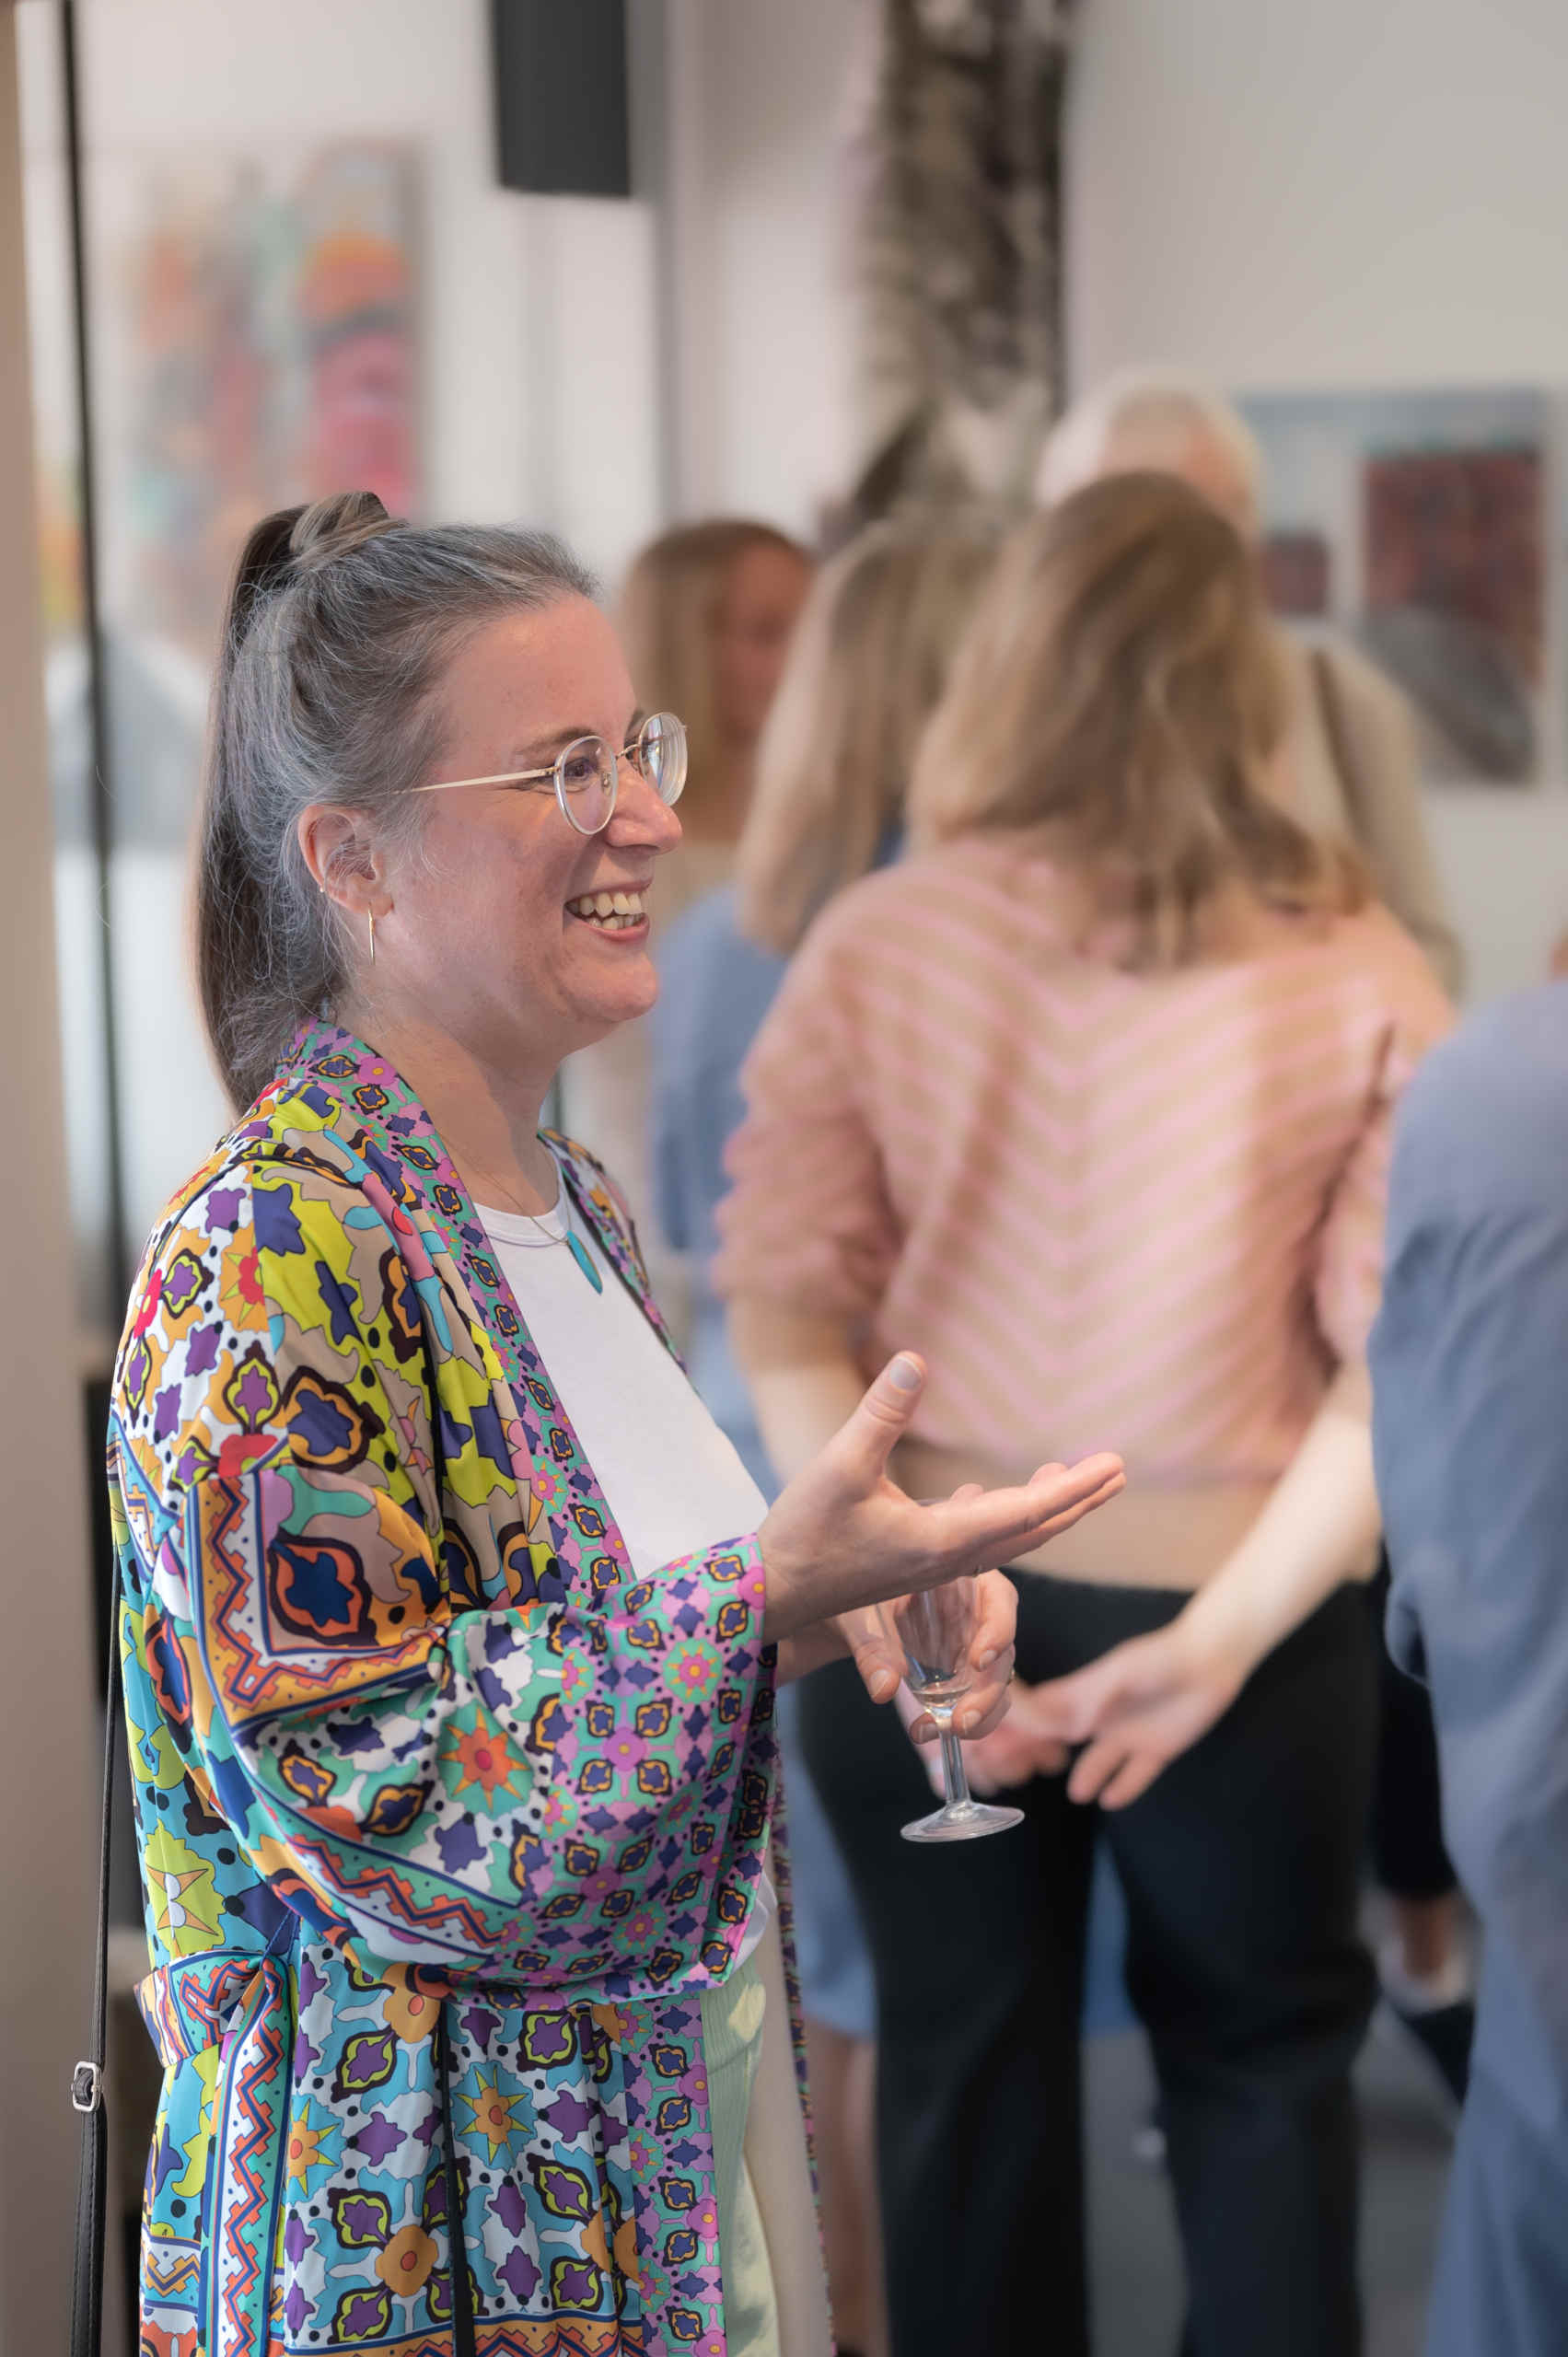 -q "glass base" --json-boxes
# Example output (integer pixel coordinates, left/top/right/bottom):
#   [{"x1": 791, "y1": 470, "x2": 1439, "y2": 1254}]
[{"x1": 900, "y1": 1799, "x2": 1025, "y2": 1844}]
